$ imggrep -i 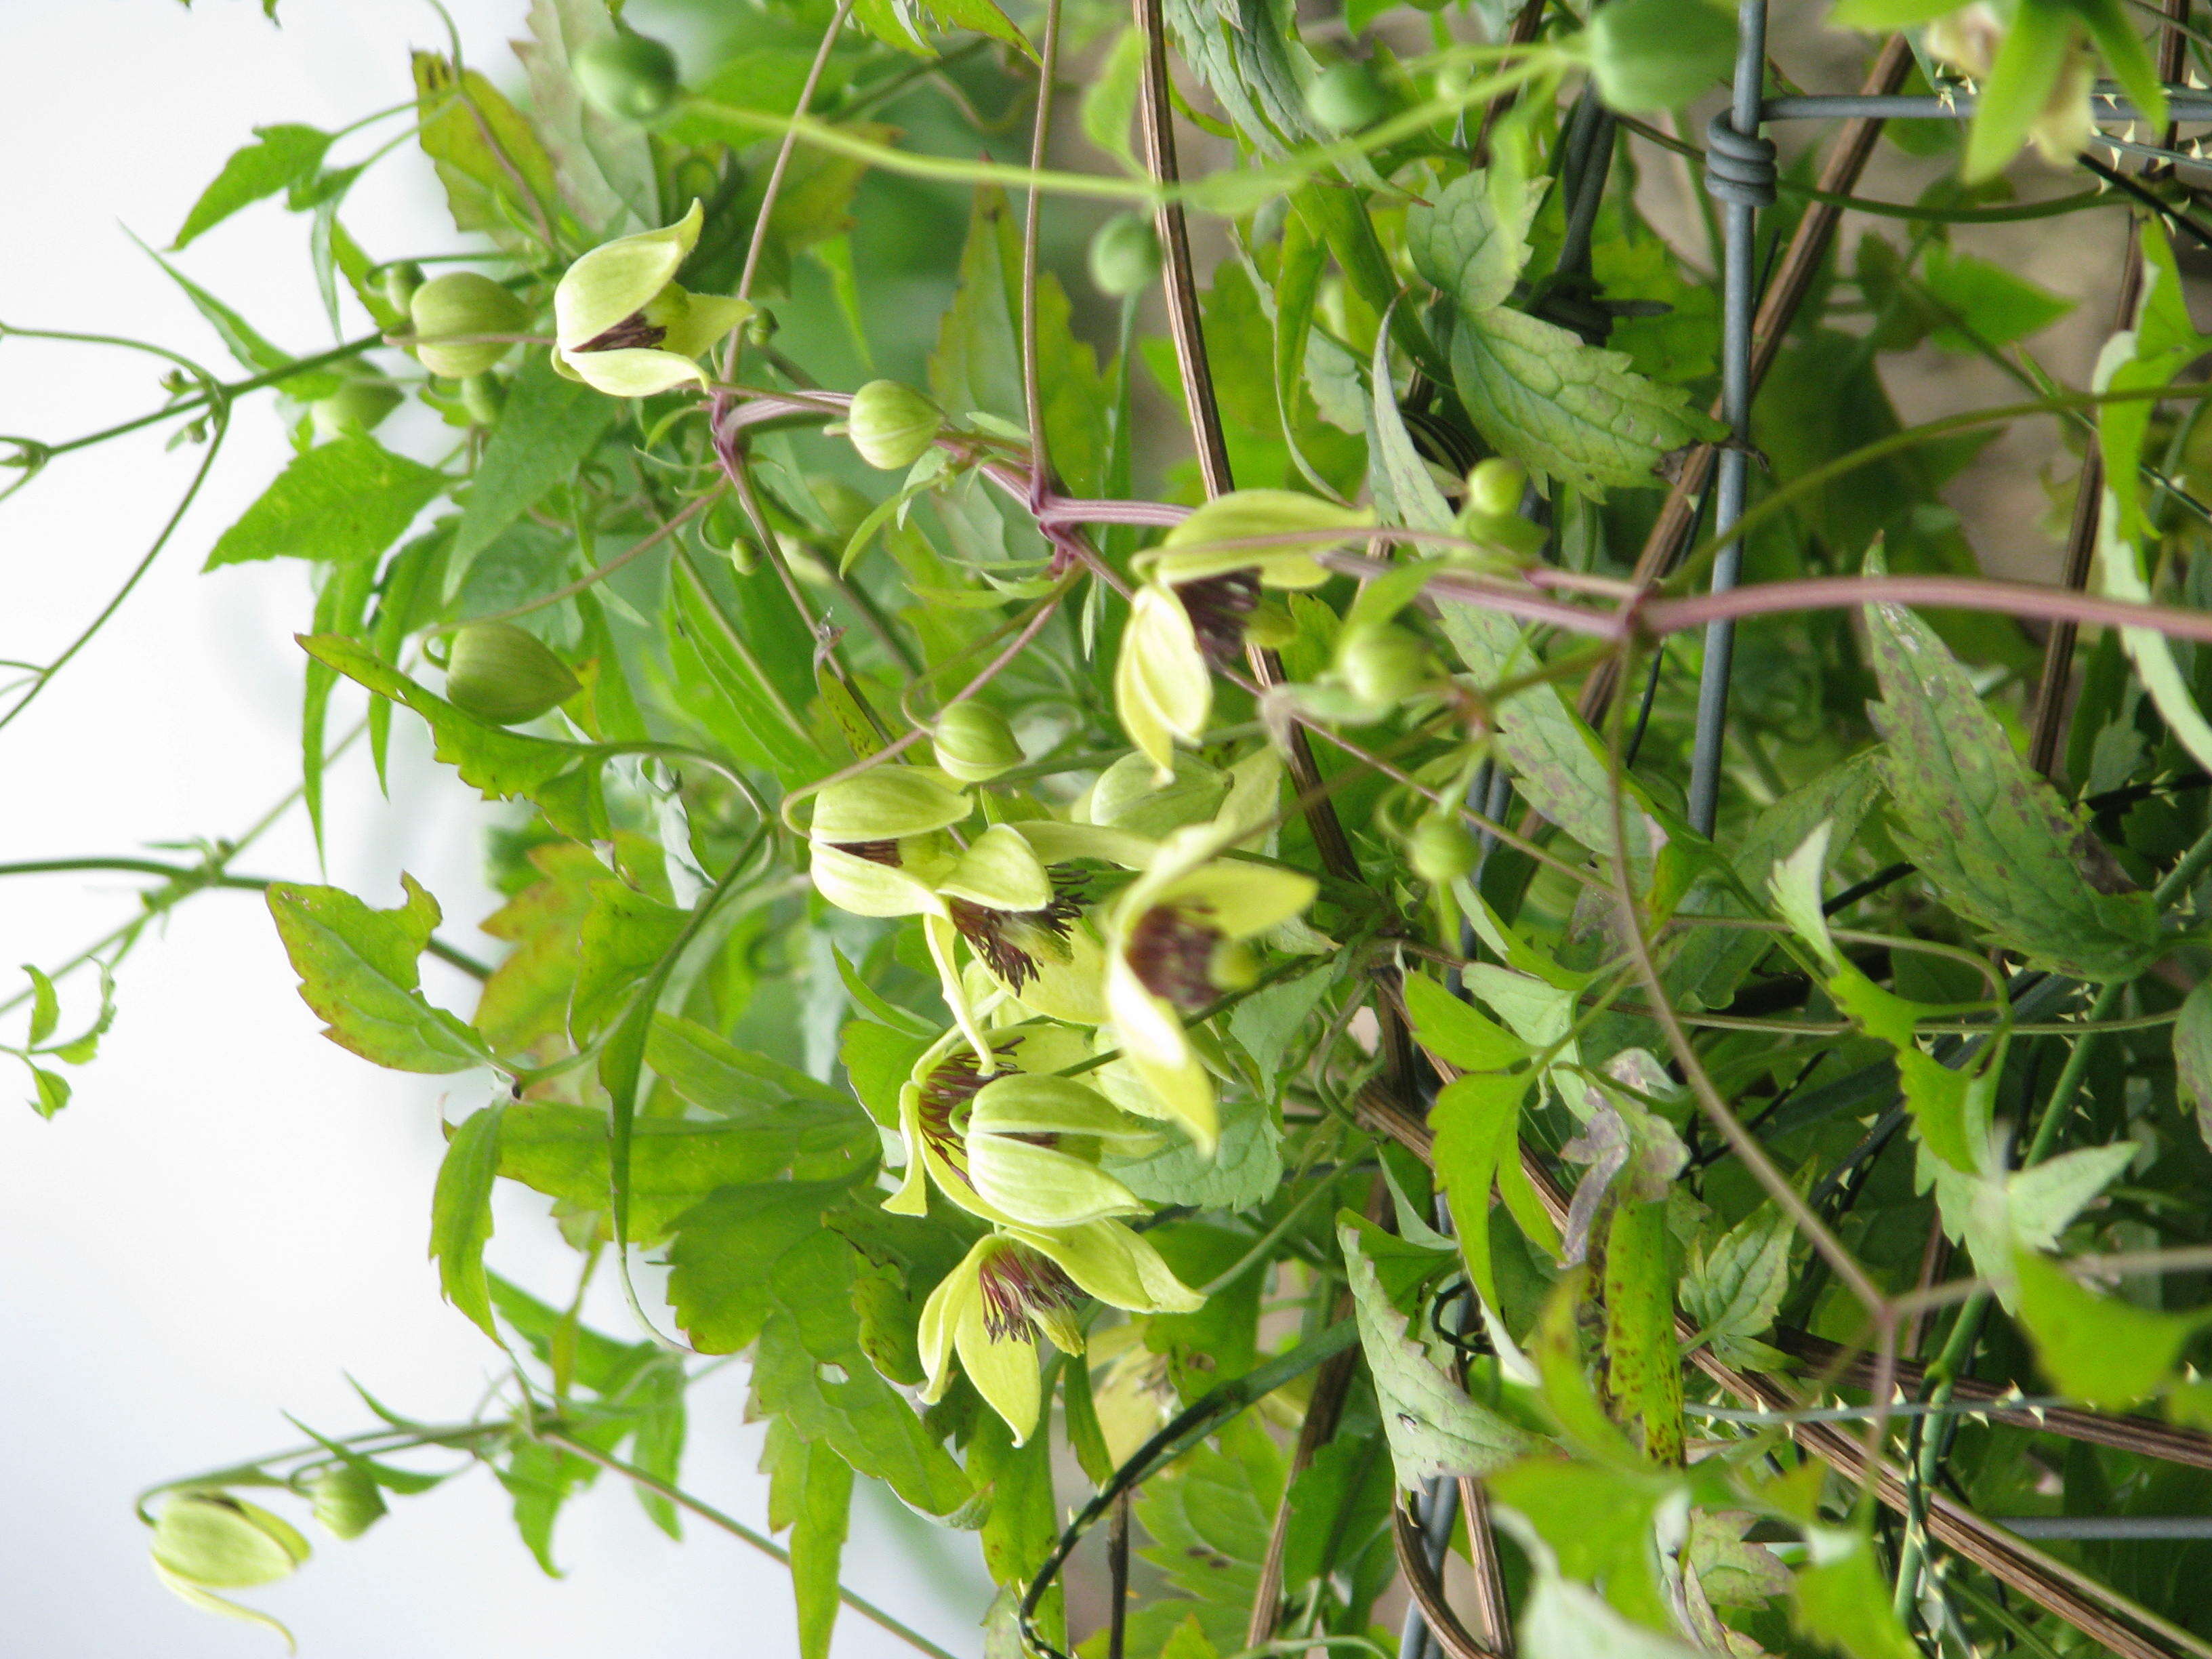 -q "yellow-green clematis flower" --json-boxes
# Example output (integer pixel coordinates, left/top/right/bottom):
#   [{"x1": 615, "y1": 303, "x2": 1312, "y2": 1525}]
[
  {"x1": 884, "y1": 1028, "x2": 1156, "y2": 1227},
  {"x1": 804, "y1": 767, "x2": 972, "y2": 919},
  {"x1": 1103, "y1": 822, "x2": 1316, "y2": 1154},
  {"x1": 918, "y1": 1221, "x2": 1204, "y2": 1443},
  {"x1": 1113, "y1": 490, "x2": 1371, "y2": 779},
  {"x1": 552, "y1": 201, "x2": 752, "y2": 397}
]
